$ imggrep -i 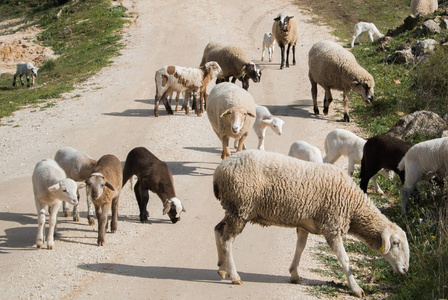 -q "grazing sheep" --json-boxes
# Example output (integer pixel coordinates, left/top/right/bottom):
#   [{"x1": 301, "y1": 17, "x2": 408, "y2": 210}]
[
  {"x1": 272, "y1": 13, "x2": 299, "y2": 69},
  {"x1": 360, "y1": 134, "x2": 414, "y2": 194},
  {"x1": 398, "y1": 137, "x2": 448, "y2": 216},
  {"x1": 200, "y1": 42, "x2": 261, "y2": 90},
  {"x1": 213, "y1": 150, "x2": 409, "y2": 298},
  {"x1": 122, "y1": 147, "x2": 185, "y2": 224},
  {"x1": 154, "y1": 61, "x2": 222, "y2": 117},
  {"x1": 54, "y1": 146, "x2": 97, "y2": 225},
  {"x1": 411, "y1": 0, "x2": 438, "y2": 16},
  {"x1": 261, "y1": 32, "x2": 275, "y2": 62},
  {"x1": 288, "y1": 140, "x2": 323, "y2": 163},
  {"x1": 309, "y1": 40, "x2": 375, "y2": 122},
  {"x1": 85, "y1": 155, "x2": 122, "y2": 246},
  {"x1": 207, "y1": 82, "x2": 256, "y2": 159},
  {"x1": 13, "y1": 62, "x2": 38, "y2": 88},
  {"x1": 323, "y1": 129, "x2": 388, "y2": 194},
  {"x1": 351, "y1": 22, "x2": 384, "y2": 48},
  {"x1": 32, "y1": 159, "x2": 85, "y2": 249}
]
